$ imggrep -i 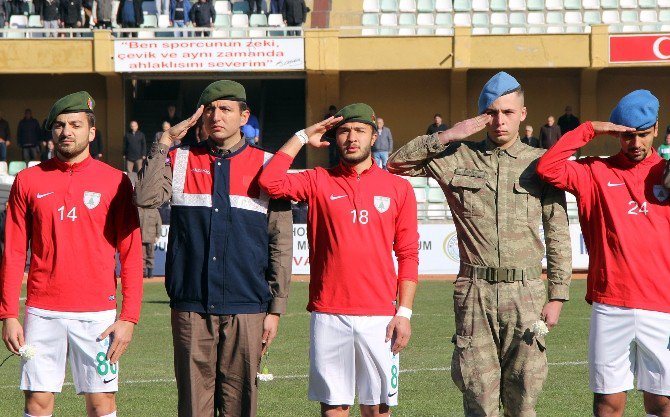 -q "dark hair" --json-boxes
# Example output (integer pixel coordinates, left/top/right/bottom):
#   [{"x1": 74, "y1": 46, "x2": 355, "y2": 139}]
[
  {"x1": 328, "y1": 105, "x2": 337, "y2": 112},
  {"x1": 87, "y1": 113, "x2": 95, "y2": 128},
  {"x1": 434, "y1": 113, "x2": 442, "y2": 118},
  {"x1": 239, "y1": 101, "x2": 248, "y2": 112}
]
